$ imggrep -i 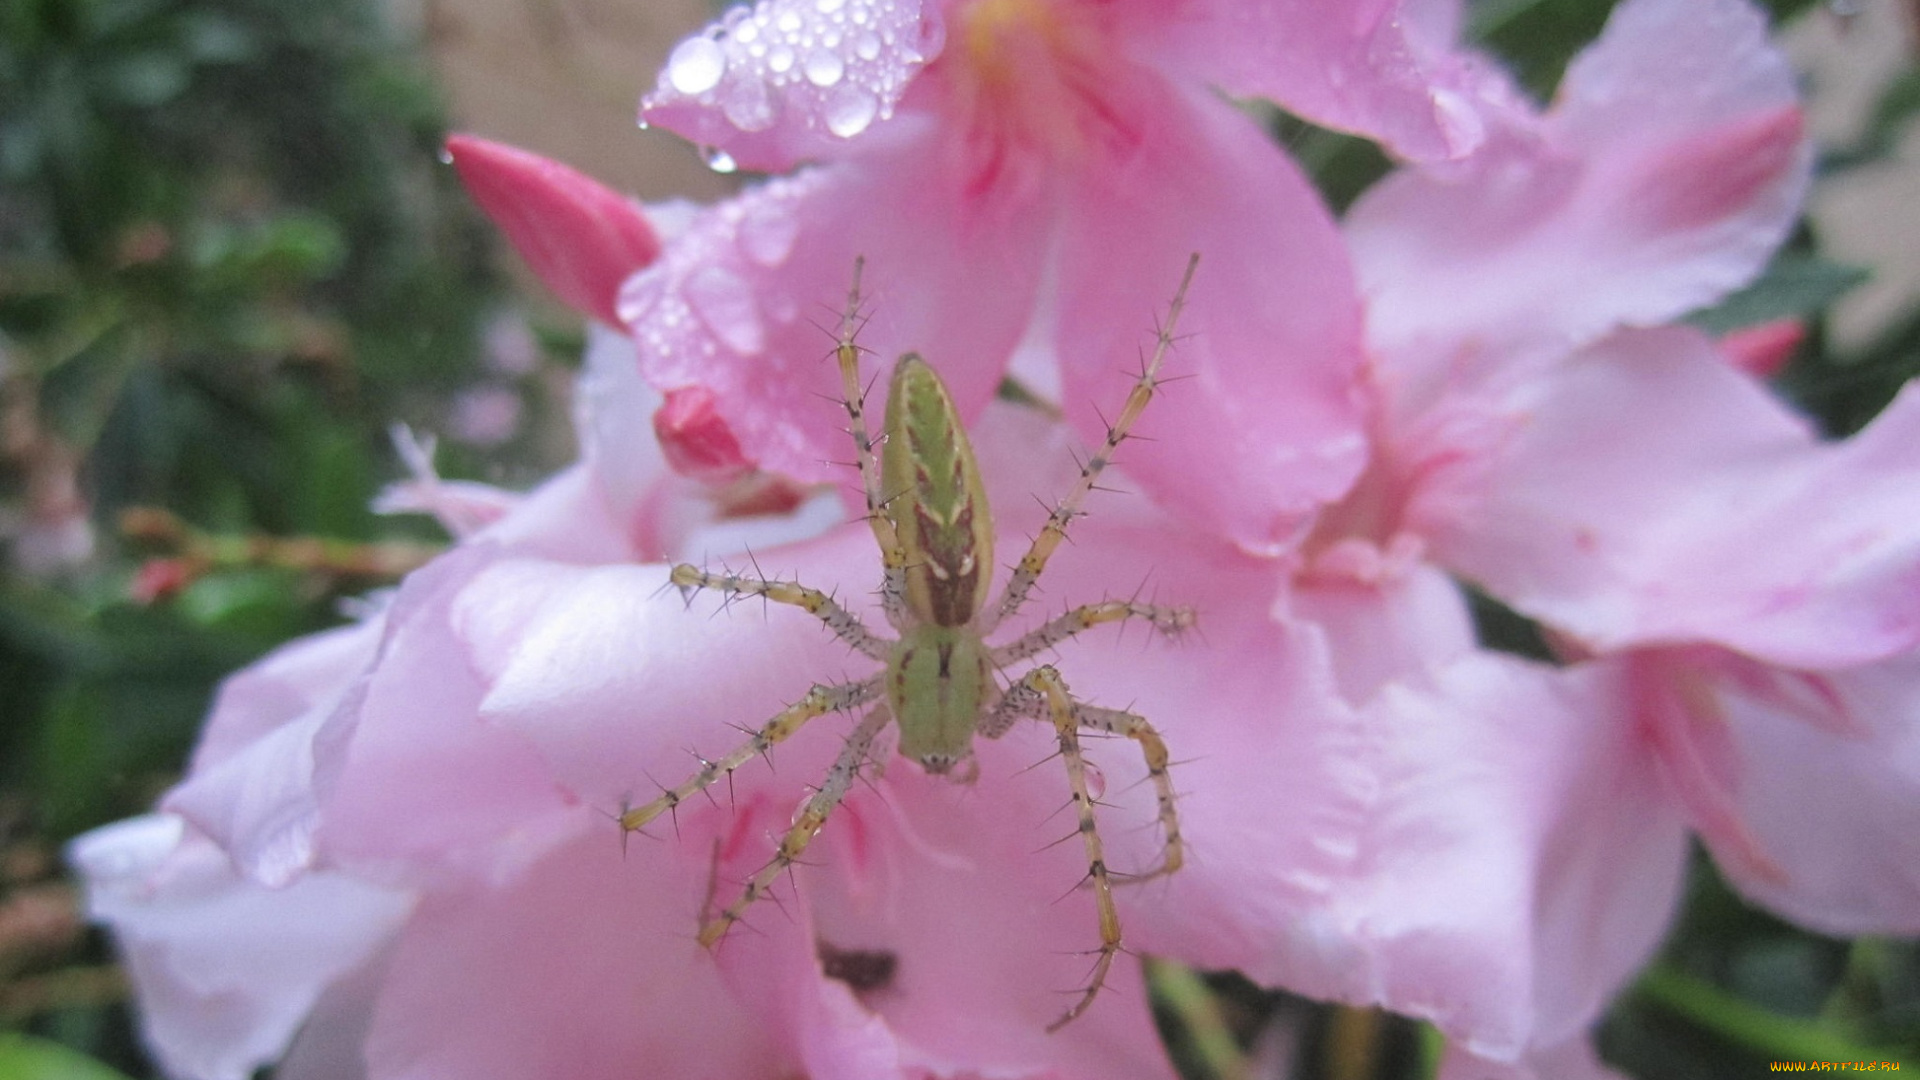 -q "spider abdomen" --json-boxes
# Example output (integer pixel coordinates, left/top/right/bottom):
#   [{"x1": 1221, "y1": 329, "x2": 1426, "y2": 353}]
[
  {"x1": 888, "y1": 626, "x2": 991, "y2": 772},
  {"x1": 882, "y1": 353, "x2": 994, "y2": 629}
]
